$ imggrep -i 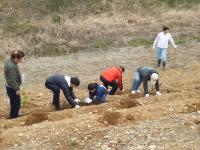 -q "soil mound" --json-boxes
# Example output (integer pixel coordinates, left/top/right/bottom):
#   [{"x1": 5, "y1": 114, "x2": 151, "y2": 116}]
[
  {"x1": 183, "y1": 102, "x2": 200, "y2": 113},
  {"x1": 128, "y1": 93, "x2": 142, "y2": 99},
  {"x1": 25, "y1": 112, "x2": 48, "y2": 126},
  {"x1": 126, "y1": 114, "x2": 135, "y2": 121},
  {"x1": 101, "y1": 111, "x2": 122, "y2": 125},
  {"x1": 120, "y1": 99, "x2": 141, "y2": 108}
]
